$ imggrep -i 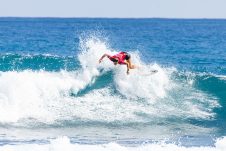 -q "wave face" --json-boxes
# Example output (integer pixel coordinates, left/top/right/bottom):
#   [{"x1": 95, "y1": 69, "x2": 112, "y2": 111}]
[
  {"x1": 0, "y1": 54, "x2": 79, "y2": 71},
  {"x1": 0, "y1": 18, "x2": 226, "y2": 148}
]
